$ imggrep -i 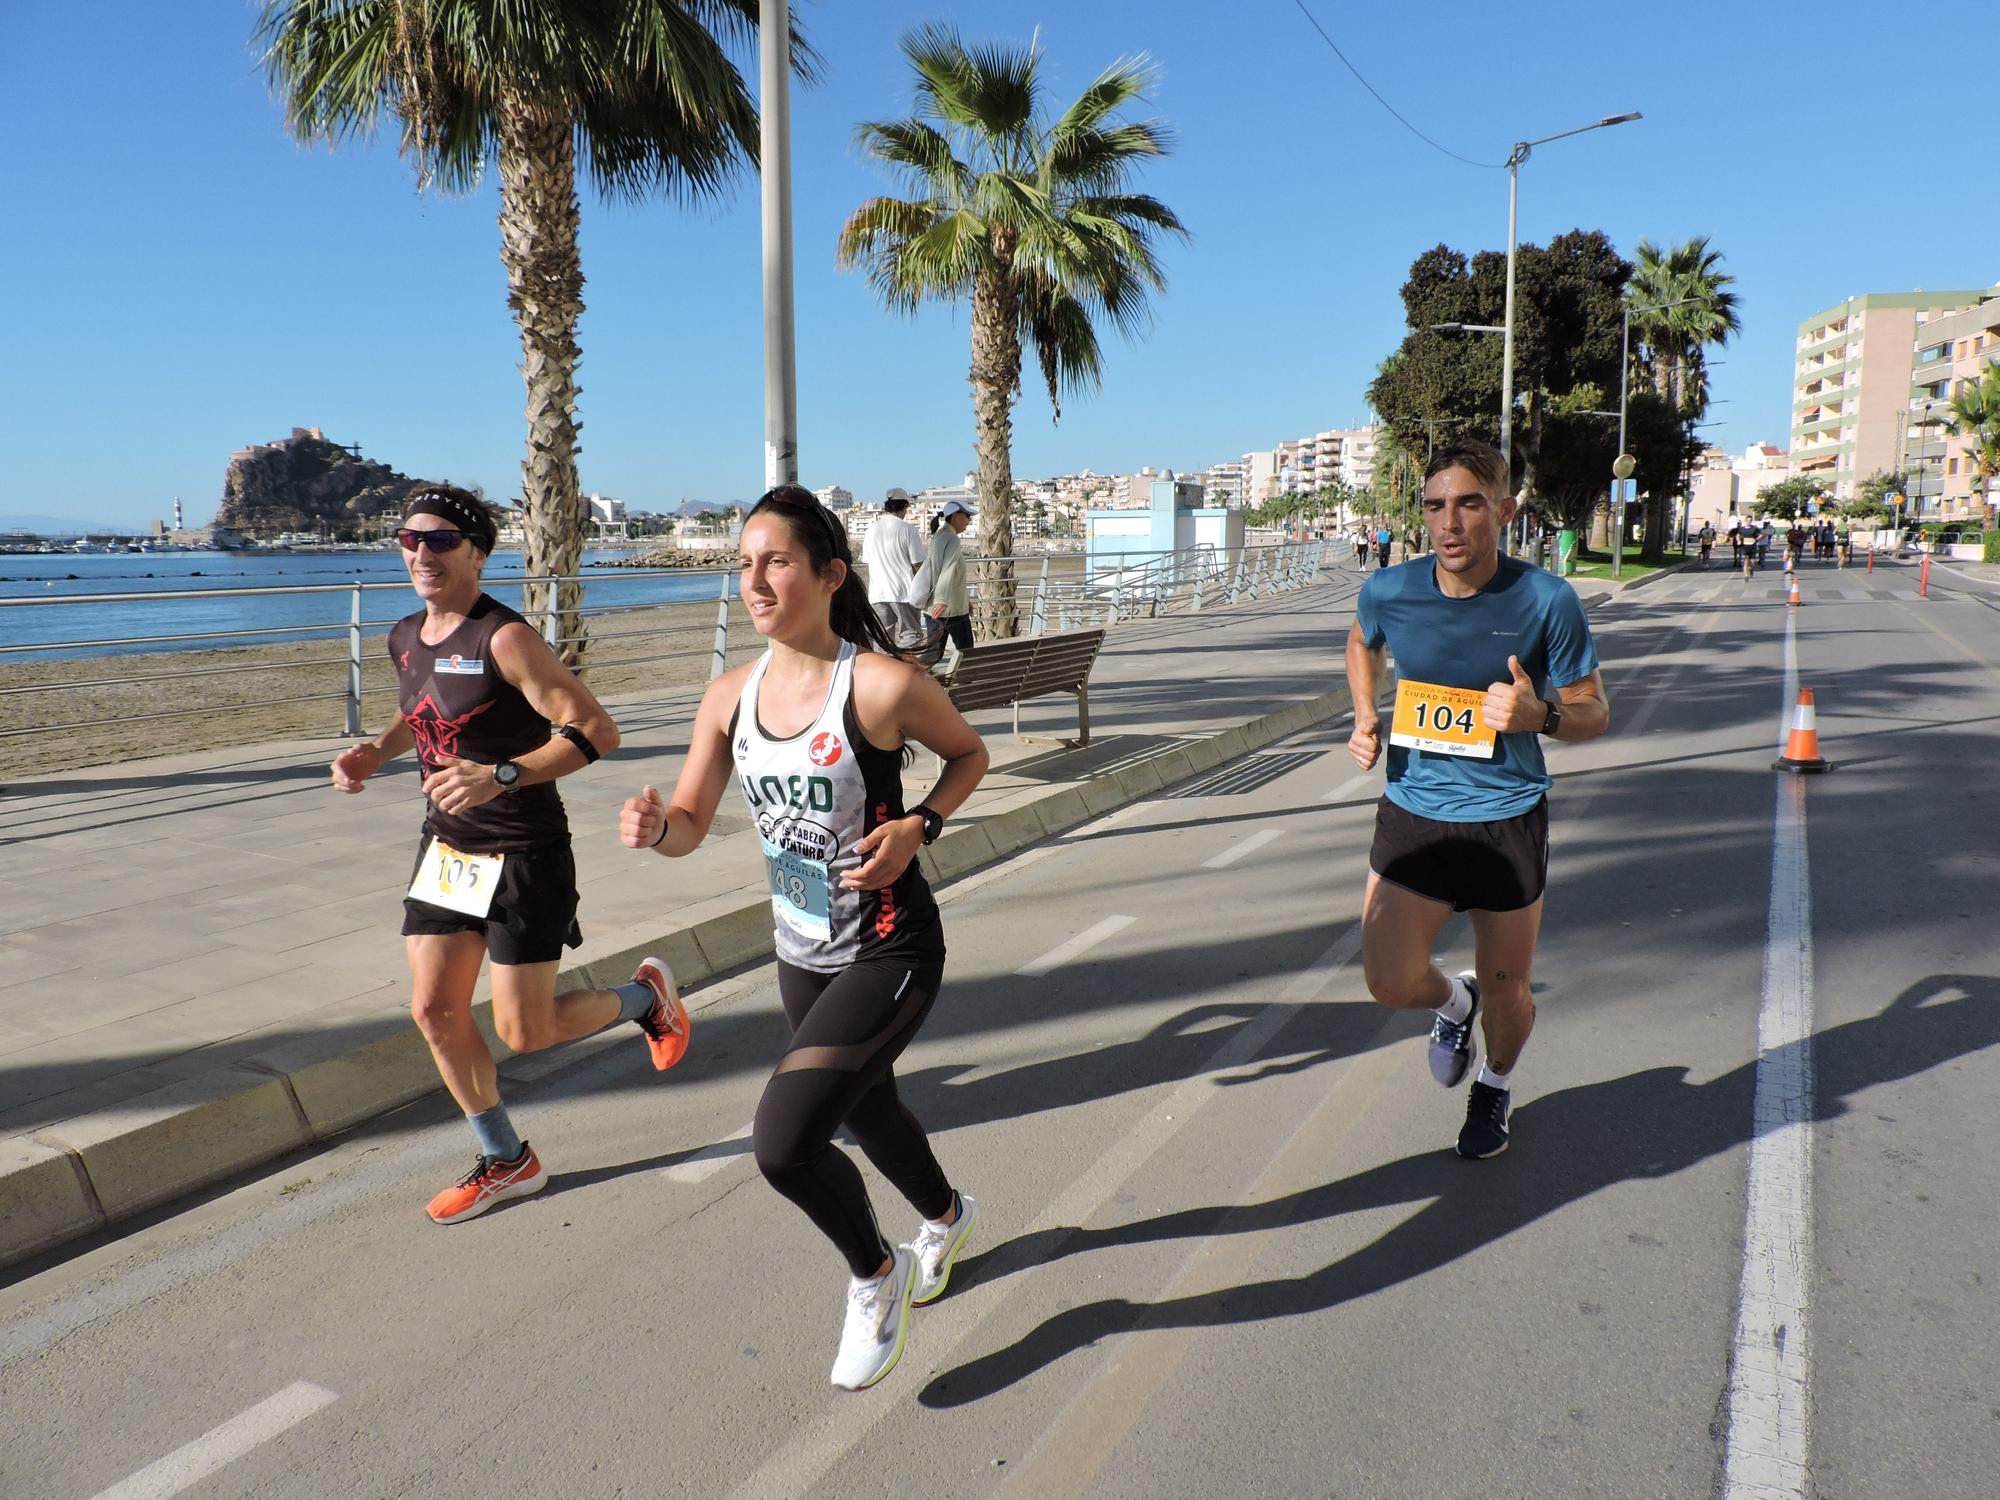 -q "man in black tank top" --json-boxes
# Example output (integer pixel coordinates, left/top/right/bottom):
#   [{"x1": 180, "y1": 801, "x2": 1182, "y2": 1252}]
[{"x1": 330, "y1": 486, "x2": 691, "y2": 1225}]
